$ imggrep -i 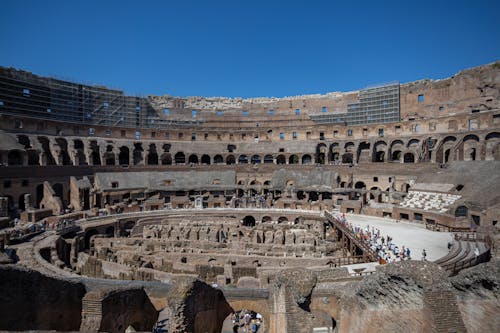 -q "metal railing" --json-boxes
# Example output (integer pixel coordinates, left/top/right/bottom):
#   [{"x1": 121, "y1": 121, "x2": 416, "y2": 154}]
[
  {"x1": 435, "y1": 232, "x2": 493, "y2": 275},
  {"x1": 448, "y1": 248, "x2": 491, "y2": 276}
]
